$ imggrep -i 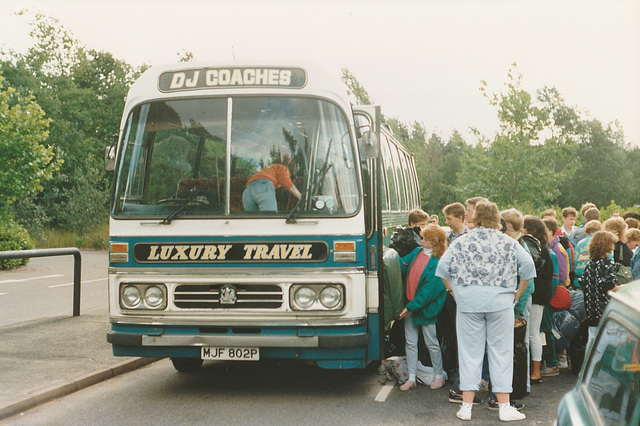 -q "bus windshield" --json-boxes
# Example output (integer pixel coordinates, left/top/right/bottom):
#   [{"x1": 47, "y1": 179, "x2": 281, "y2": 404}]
[{"x1": 112, "y1": 96, "x2": 360, "y2": 220}]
